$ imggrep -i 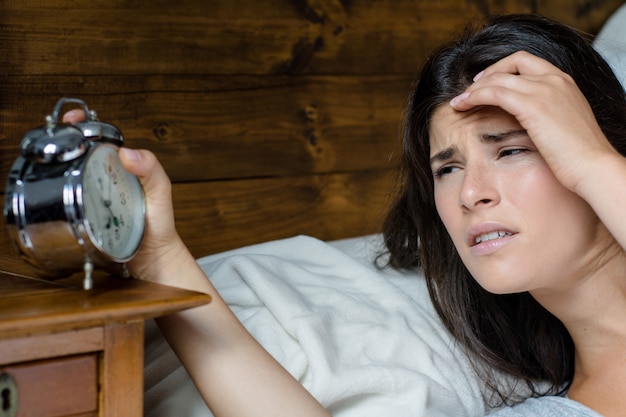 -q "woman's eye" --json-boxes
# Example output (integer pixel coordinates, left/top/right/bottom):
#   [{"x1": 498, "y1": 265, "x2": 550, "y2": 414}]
[
  {"x1": 433, "y1": 165, "x2": 459, "y2": 178},
  {"x1": 499, "y1": 148, "x2": 529, "y2": 158}
]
